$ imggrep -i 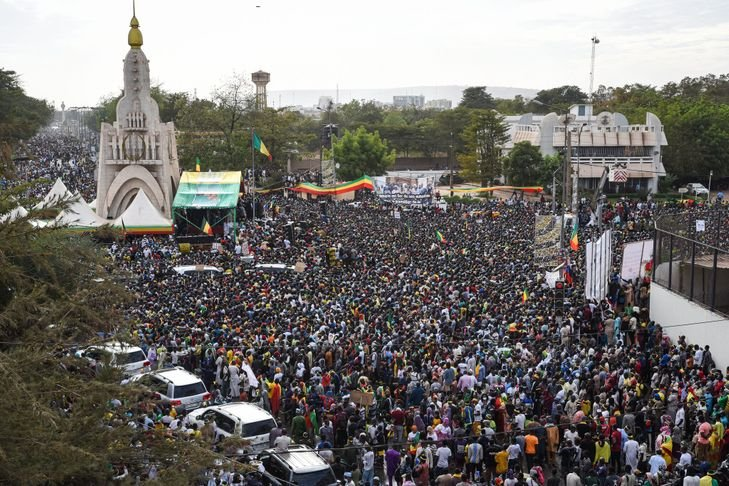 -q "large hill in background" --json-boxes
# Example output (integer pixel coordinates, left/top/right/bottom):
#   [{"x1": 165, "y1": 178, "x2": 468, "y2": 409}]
[{"x1": 268, "y1": 85, "x2": 539, "y2": 108}]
